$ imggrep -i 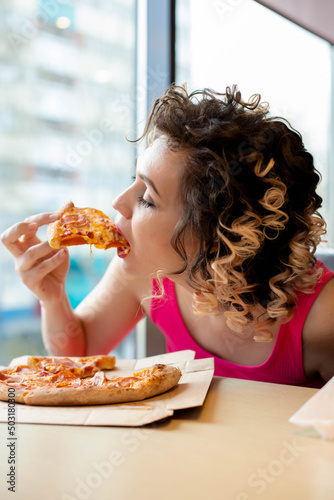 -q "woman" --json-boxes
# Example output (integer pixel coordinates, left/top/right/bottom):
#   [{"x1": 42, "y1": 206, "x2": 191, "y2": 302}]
[{"x1": 2, "y1": 84, "x2": 334, "y2": 387}]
